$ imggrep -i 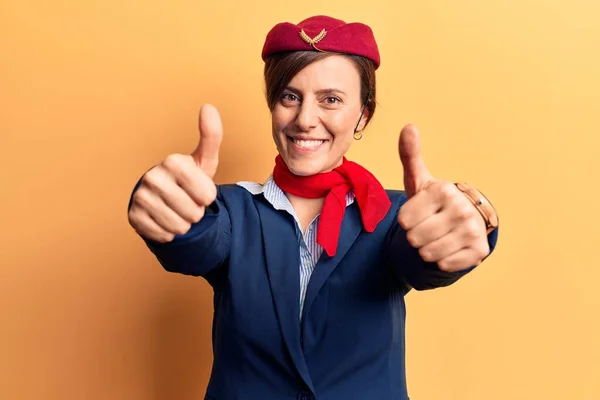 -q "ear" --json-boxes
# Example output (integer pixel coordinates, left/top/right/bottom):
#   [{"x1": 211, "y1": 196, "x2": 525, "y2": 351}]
[{"x1": 355, "y1": 108, "x2": 370, "y2": 132}]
